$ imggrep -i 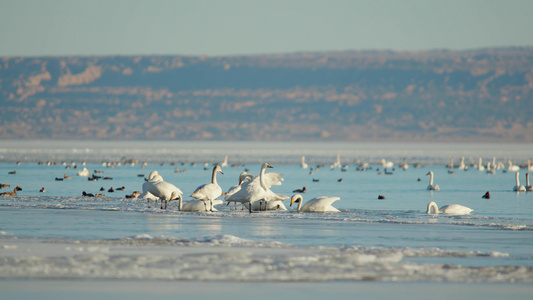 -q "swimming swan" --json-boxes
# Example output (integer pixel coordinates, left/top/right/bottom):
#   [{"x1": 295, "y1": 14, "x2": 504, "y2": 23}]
[
  {"x1": 426, "y1": 171, "x2": 440, "y2": 191},
  {"x1": 290, "y1": 194, "x2": 340, "y2": 212},
  {"x1": 190, "y1": 165, "x2": 224, "y2": 211},
  {"x1": 526, "y1": 173, "x2": 533, "y2": 191},
  {"x1": 426, "y1": 201, "x2": 473, "y2": 215},
  {"x1": 513, "y1": 172, "x2": 526, "y2": 192}
]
